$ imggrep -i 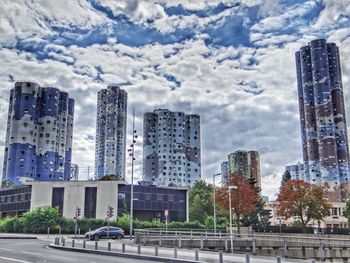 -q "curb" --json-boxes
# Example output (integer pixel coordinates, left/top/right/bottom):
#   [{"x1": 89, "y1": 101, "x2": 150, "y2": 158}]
[
  {"x1": 49, "y1": 244, "x2": 203, "y2": 263},
  {"x1": 0, "y1": 236, "x2": 37, "y2": 239}
]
